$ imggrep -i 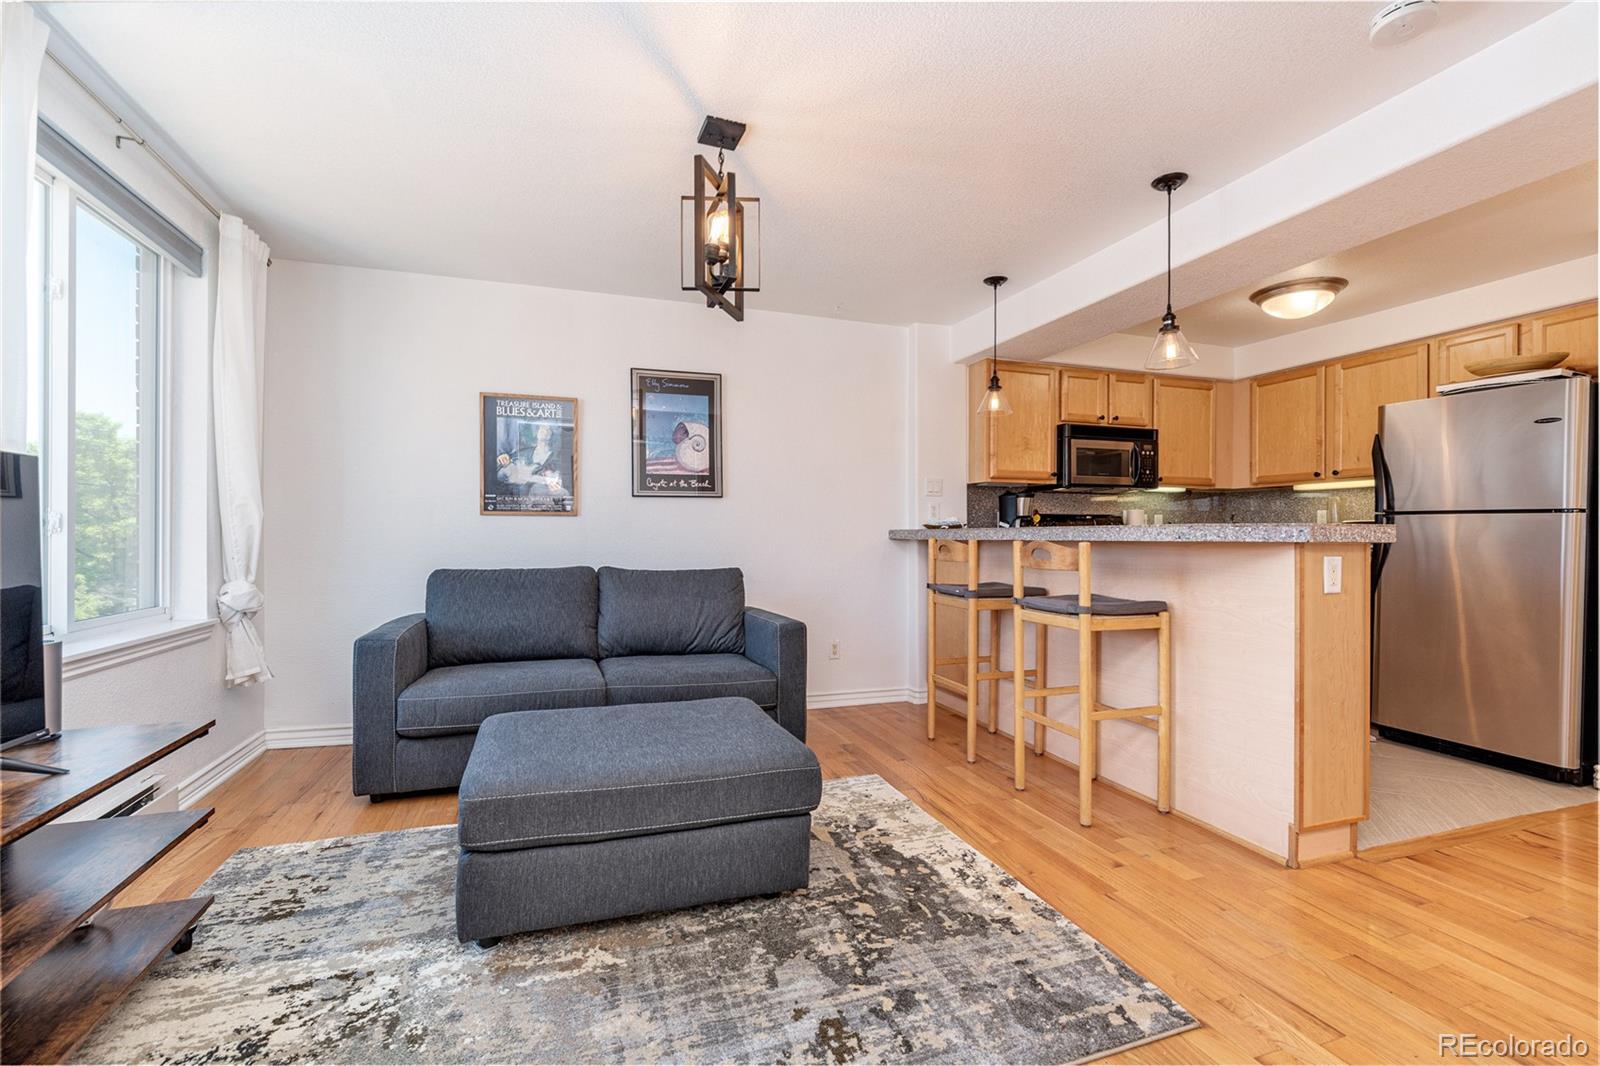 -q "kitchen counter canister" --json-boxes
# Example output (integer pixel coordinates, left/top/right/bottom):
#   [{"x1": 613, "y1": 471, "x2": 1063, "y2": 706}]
[
  {"x1": 904, "y1": 522, "x2": 1381, "y2": 867},
  {"x1": 890, "y1": 522, "x2": 1395, "y2": 544}
]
